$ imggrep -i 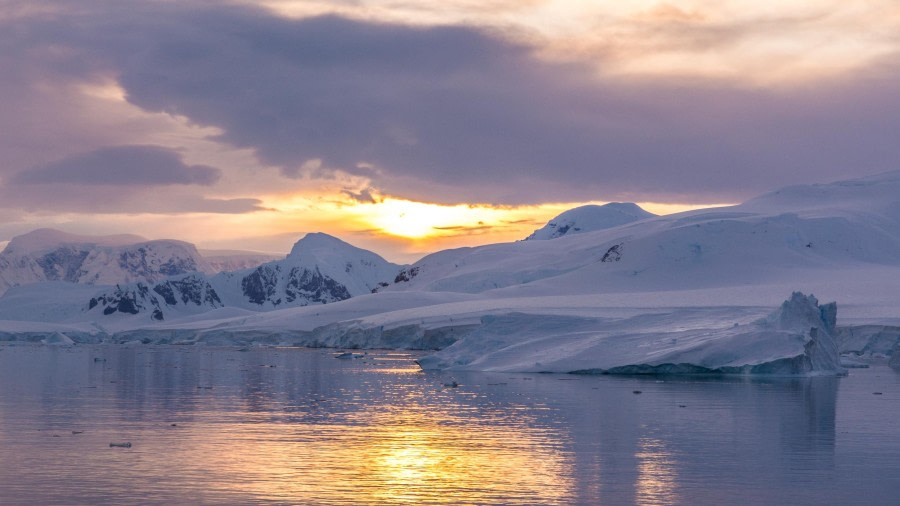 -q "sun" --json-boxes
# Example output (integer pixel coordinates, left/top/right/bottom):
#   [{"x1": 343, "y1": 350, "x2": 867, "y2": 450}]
[{"x1": 362, "y1": 198, "x2": 498, "y2": 239}]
